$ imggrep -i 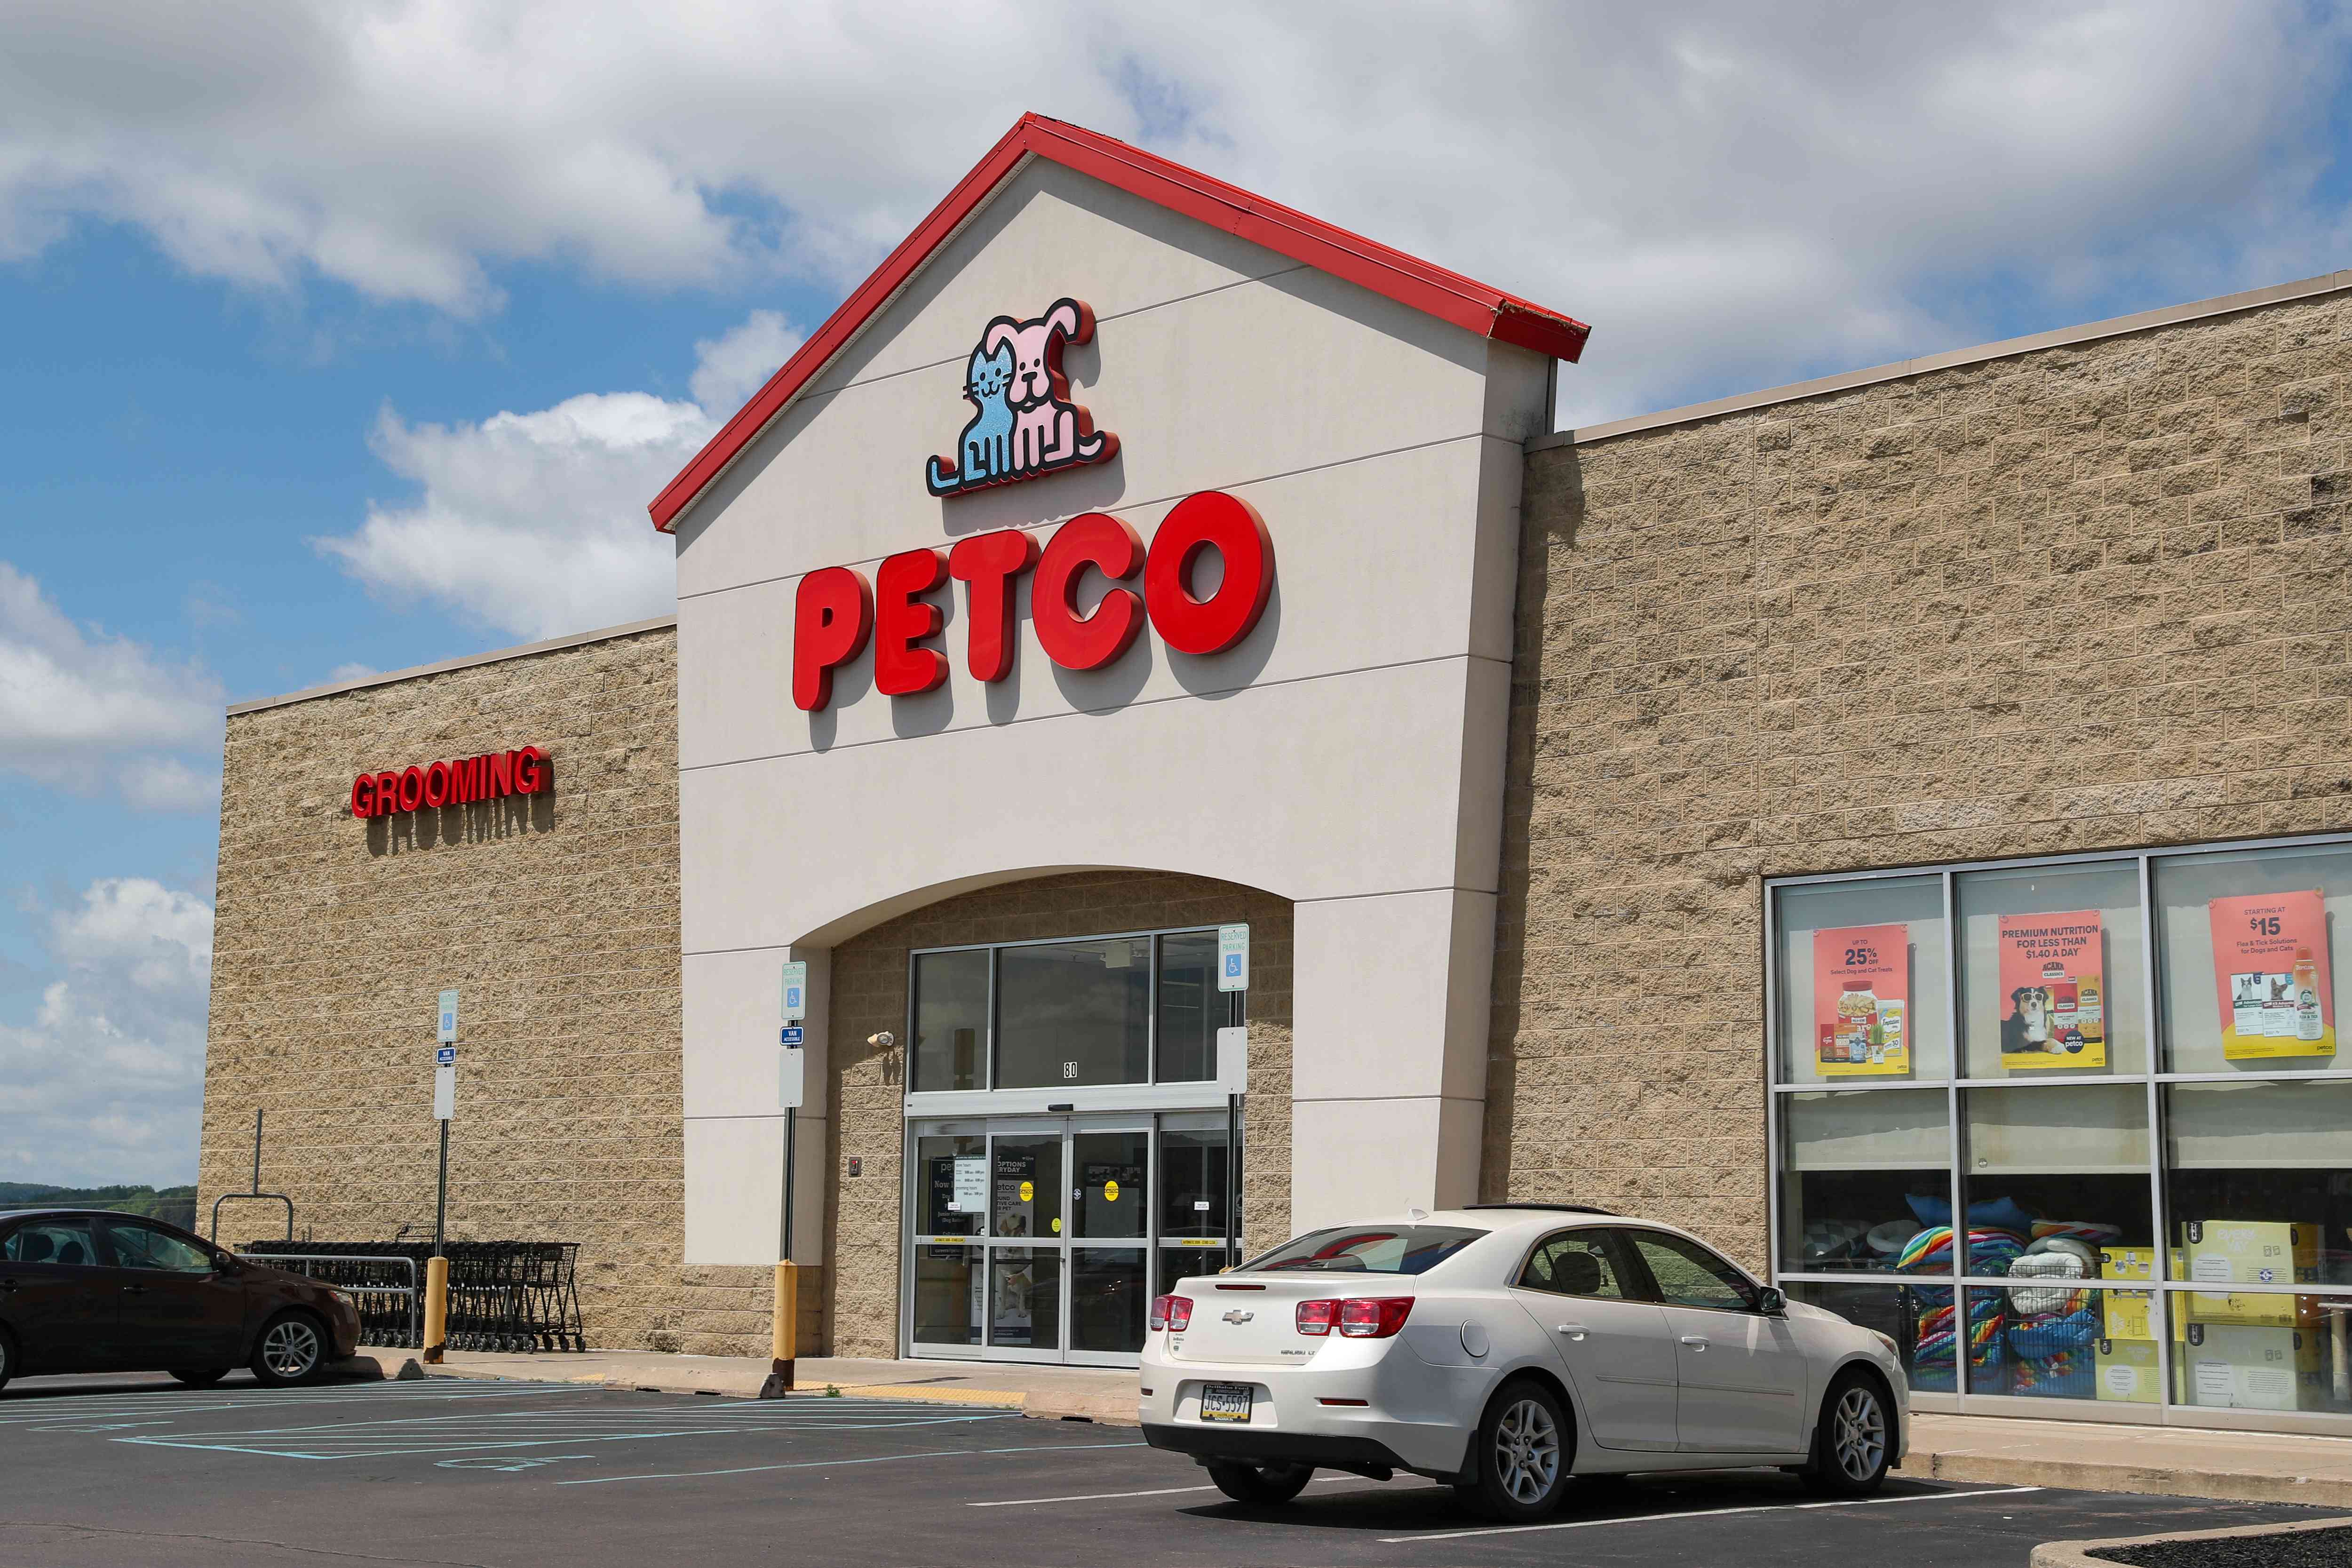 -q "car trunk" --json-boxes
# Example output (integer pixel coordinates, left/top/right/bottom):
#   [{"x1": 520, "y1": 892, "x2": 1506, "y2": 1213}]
[{"x1": 1170, "y1": 1277, "x2": 1411, "y2": 1366}]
